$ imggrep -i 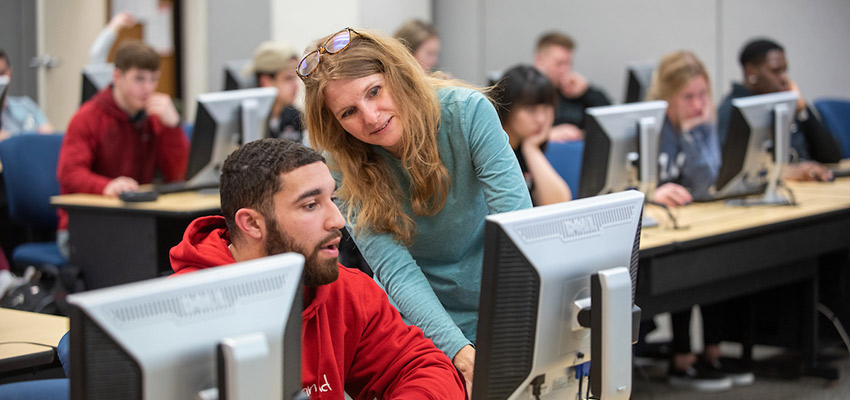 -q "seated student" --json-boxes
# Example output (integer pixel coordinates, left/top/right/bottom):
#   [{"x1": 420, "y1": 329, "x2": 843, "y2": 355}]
[
  {"x1": 247, "y1": 41, "x2": 305, "y2": 143},
  {"x1": 718, "y1": 38, "x2": 841, "y2": 181},
  {"x1": 0, "y1": 49, "x2": 54, "y2": 140},
  {"x1": 169, "y1": 138, "x2": 466, "y2": 400},
  {"x1": 394, "y1": 19, "x2": 441, "y2": 73},
  {"x1": 645, "y1": 51, "x2": 754, "y2": 392},
  {"x1": 534, "y1": 31, "x2": 611, "y2": 142},
  {"x1": 647, "y1": 51, "x2": 720, "y2": 207},
  {"x1": 56, "y1": 41, "x2": 188, "y2": 257},
  {"x1": 491, "y1": 64, "x2": 572, "y2": 205}
]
